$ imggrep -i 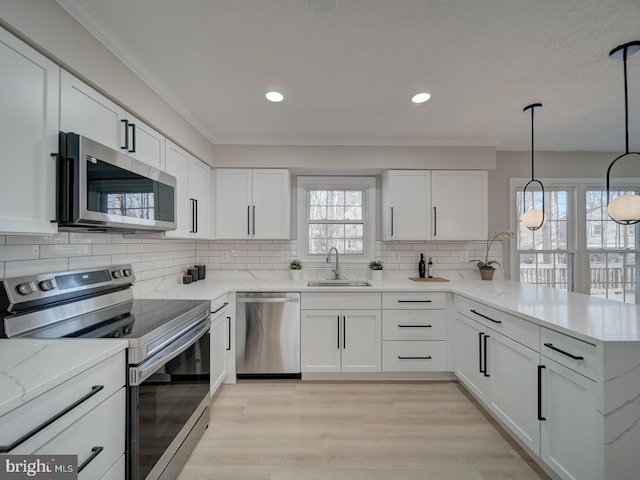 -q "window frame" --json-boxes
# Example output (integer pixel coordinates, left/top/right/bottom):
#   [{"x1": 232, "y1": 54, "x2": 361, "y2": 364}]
[
  {"x1": 296, "y1": 176, "x2": 376, "y2": 265},
  {"x1": 510, "y1": 177, "x2": 640, "y2": 300}
]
